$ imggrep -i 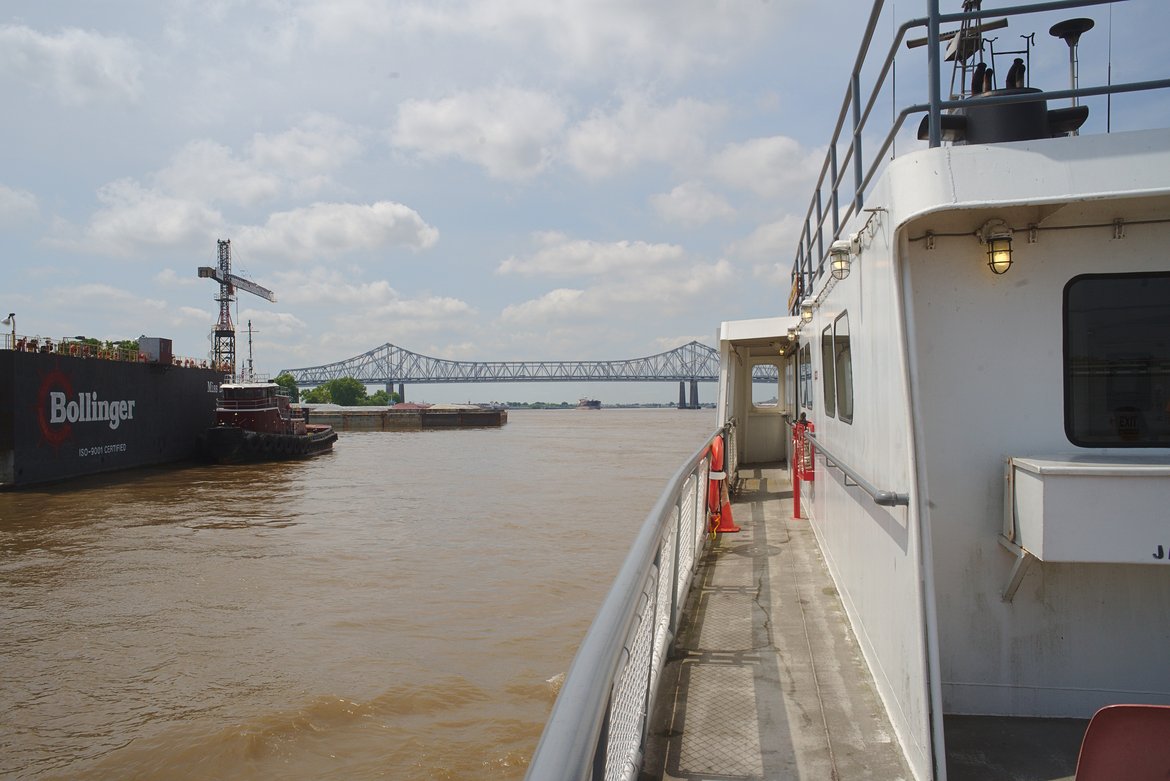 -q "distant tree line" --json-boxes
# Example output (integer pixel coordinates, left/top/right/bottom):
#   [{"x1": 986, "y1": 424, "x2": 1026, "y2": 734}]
[{"x1": 274, "y1": 374, "x2": 400, "y2": 406}]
